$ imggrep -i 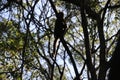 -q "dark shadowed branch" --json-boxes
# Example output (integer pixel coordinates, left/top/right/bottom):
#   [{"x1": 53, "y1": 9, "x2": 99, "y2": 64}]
[{"x1": 60, "y1": 38, "x2": 81, "y2": 80}]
